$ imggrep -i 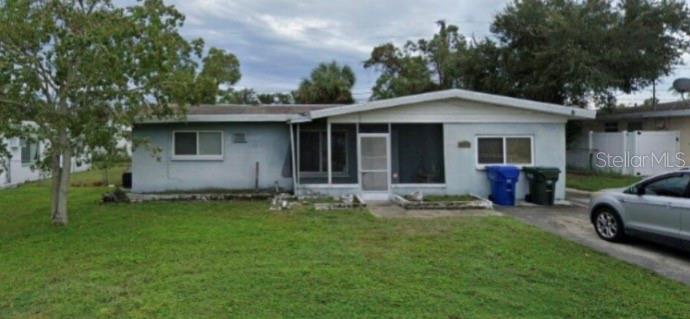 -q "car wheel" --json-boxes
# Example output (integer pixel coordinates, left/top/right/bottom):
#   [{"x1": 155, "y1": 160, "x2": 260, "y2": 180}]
[{"x1": 593, "y1": 208, "x2": 625, "y2": 242}]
